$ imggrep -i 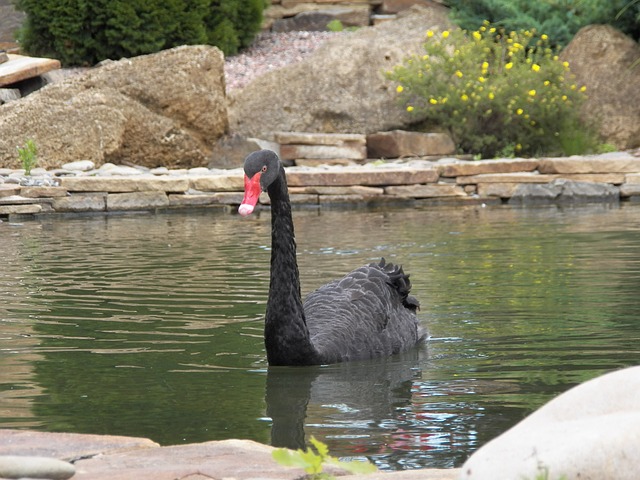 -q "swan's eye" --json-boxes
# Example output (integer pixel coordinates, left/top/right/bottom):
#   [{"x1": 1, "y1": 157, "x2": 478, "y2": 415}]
[{"x1": 261, "y1": 166, "x2": 267, "y2": 172}]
